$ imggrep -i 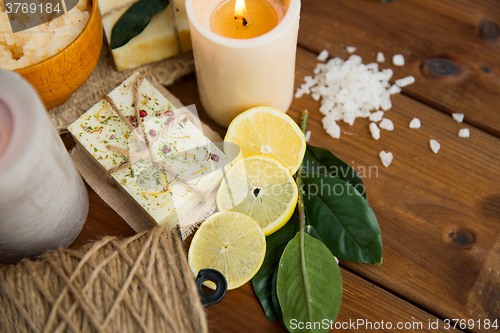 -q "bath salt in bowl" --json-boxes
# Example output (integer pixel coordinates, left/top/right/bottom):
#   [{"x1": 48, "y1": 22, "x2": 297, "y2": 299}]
[{"x1": 0, "y1": 0, "x2": 102, "y2": 109}]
